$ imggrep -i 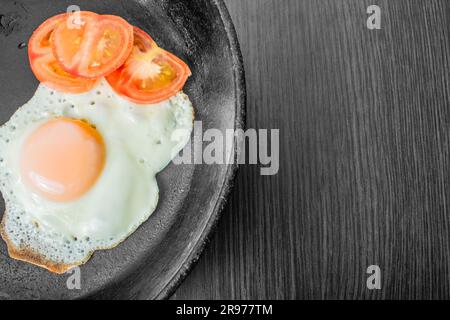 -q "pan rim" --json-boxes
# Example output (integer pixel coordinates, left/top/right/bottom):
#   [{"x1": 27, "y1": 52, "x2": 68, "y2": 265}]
[{"x1": 153, "y1": 0, "x2": 246, "y2": 300}]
